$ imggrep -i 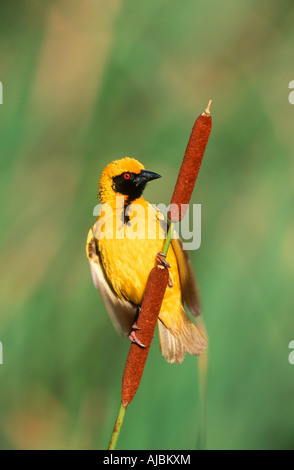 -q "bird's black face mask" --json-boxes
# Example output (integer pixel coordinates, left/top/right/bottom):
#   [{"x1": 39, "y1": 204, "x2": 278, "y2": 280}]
[{"x1": 112, "y1": 170, "x2": 161, "y2": 202}]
